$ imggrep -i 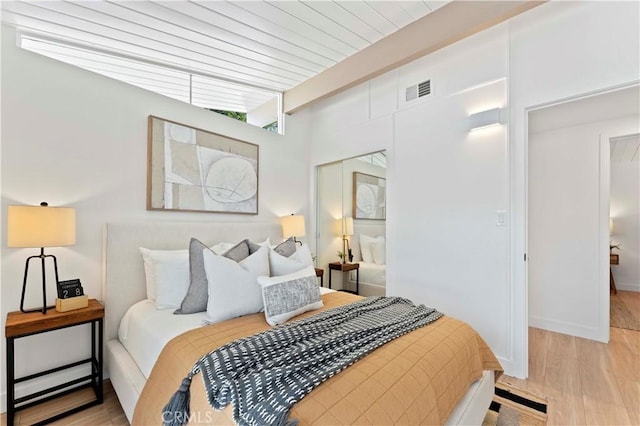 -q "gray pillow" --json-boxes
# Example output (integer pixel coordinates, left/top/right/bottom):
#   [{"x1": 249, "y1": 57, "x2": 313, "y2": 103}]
[
  {"x1": 223, "y1": 239, "x2": 251, "y2": 262},
  {"x1": 174, "y1": 238, "x2": 209, "y2": 314},
  {"x1": 274, "y1": 237, "x2": 296, "y2": 257},
  {"x1": 175, "y1": 238, "x2": 264, "y2": 315},
  {"x1": 248, "y1": 240, "x2": 262, "y2": 255}
]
